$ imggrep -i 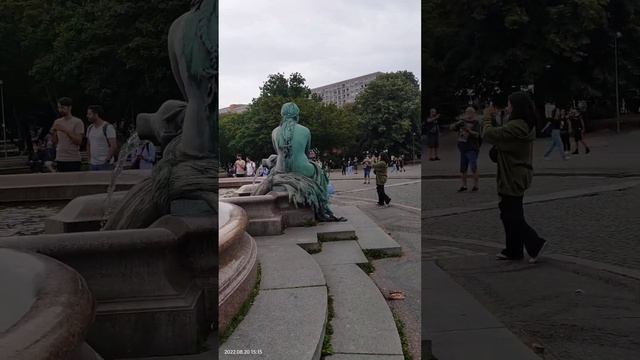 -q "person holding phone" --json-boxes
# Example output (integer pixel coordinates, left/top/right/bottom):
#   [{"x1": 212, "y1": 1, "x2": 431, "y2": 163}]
[{"x1": 482, "y1": 92, "x2": 547, "y2": 263}]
